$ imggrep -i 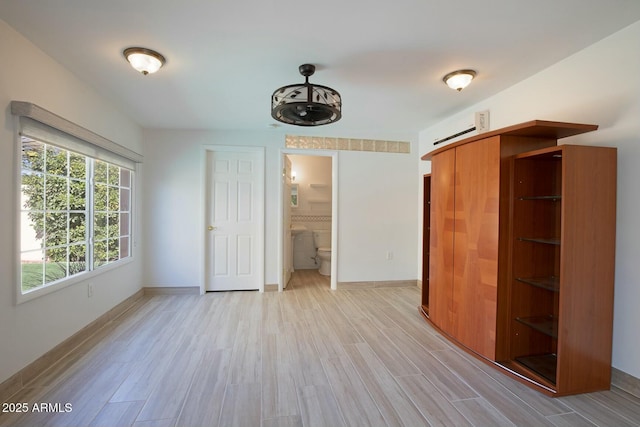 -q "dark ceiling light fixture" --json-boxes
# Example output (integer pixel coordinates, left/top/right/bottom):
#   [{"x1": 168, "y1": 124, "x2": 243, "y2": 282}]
[
  {"x1": 271, "y1": 64, "x2": 342, "y2": 126},
  {"x1": 123, "y1": 47, "x2": 166, "y2": 75}
]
